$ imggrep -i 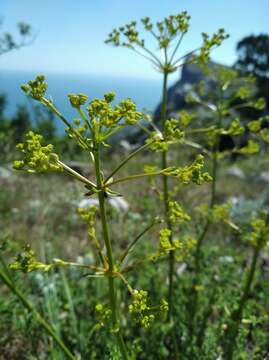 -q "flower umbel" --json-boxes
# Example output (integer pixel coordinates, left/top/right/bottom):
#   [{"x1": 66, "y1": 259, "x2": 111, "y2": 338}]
[
  {"x1": 86, "y1": 94, "x2": 142, "y2": 142},
  {"x1": 13, "y1": 131, "x2": 62, "y2": 173}
]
